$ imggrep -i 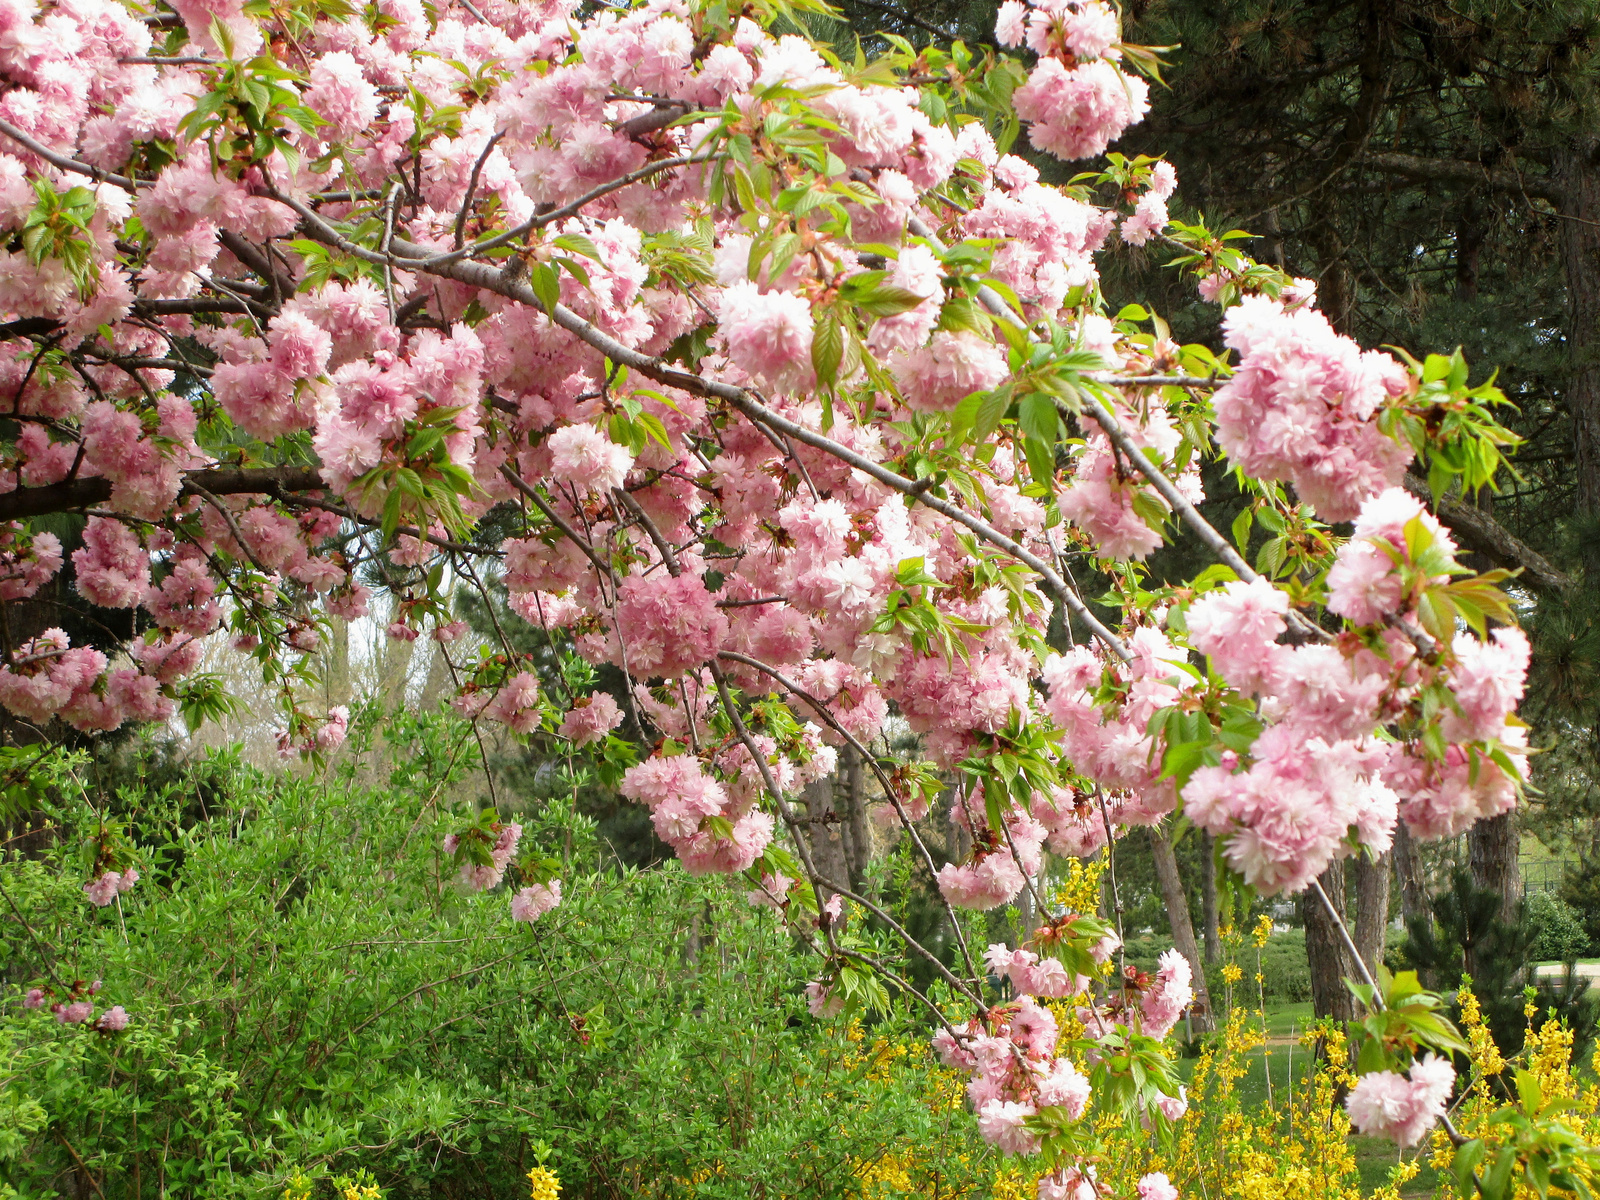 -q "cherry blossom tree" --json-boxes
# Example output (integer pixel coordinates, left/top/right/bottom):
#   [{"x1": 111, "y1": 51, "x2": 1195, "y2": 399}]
[{"x1": 0, "y1": 0, "x2": 1544, "y2": 1186}]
